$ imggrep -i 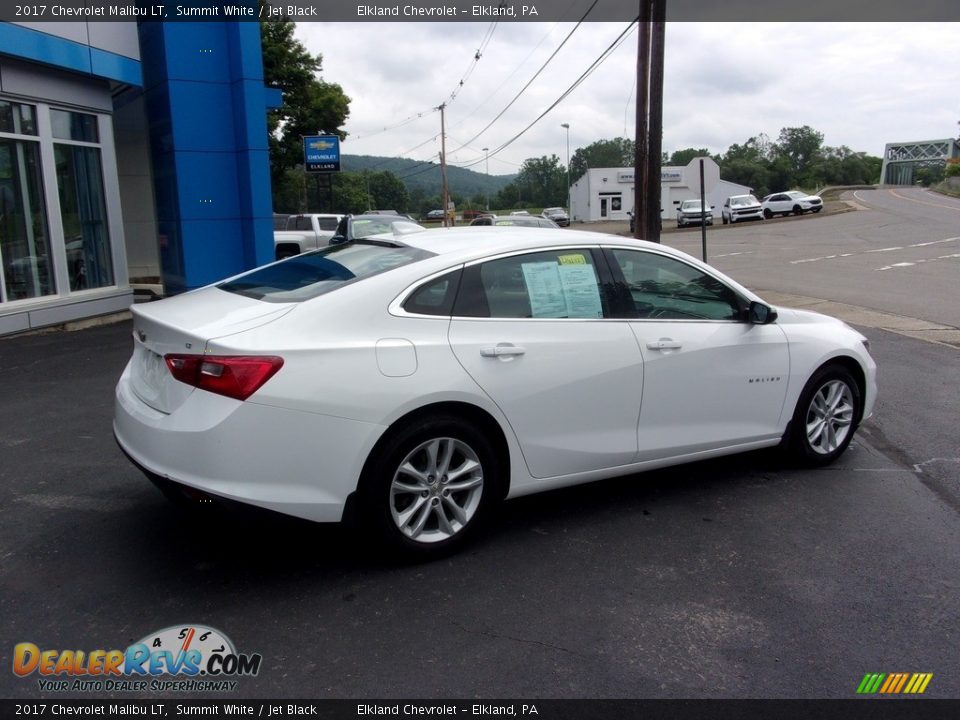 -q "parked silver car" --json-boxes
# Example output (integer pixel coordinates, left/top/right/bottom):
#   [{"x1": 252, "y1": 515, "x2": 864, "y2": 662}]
[{"x1": 676, "y1": 199, "x2": 713, "y2": 228}]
